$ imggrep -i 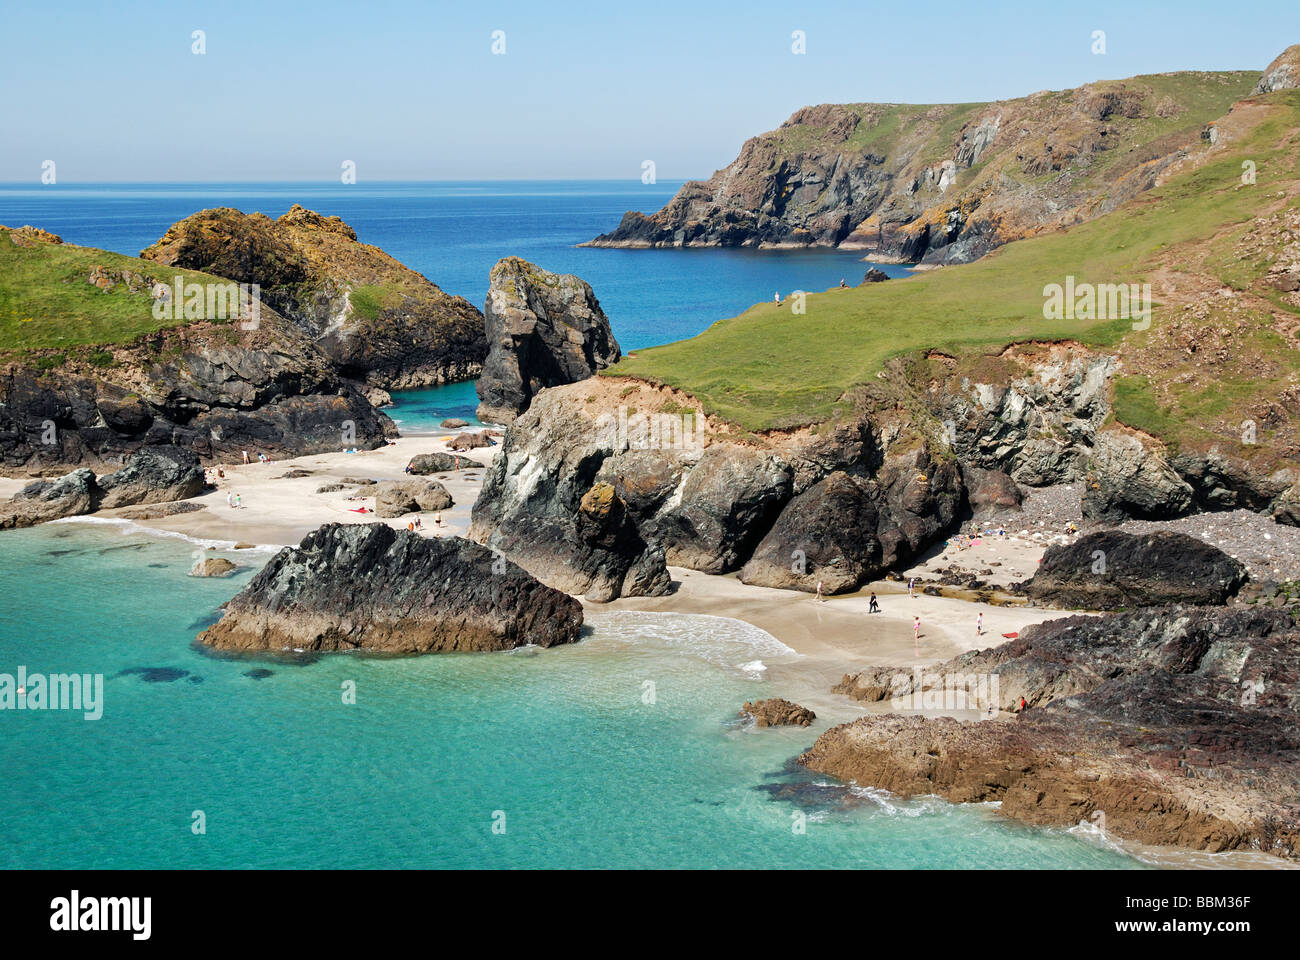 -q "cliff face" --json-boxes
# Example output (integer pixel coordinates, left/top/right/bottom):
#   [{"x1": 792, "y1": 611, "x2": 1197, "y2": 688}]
[
  {"x1": 476, "y1": 257, "x2": 621, "y2": 425},
  {"x1": 141, "y1": 205, "x2": 487, "y2": 389},
  {"x1": 0, "y1": 225, "x2": 393, "y2": 474},
  {"x1": 585, "y1": 72, "x2": 1257, "y2": 263}
]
